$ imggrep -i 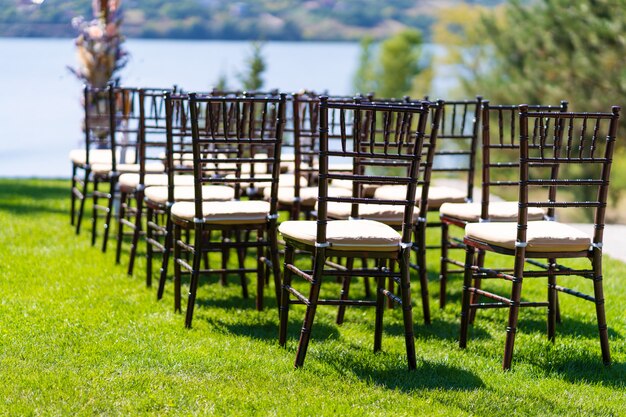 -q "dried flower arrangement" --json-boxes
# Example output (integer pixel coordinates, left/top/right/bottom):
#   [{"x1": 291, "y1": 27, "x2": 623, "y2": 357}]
[{"x1": 68, "y1": 0, "x2": 128, "y2": 88}]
